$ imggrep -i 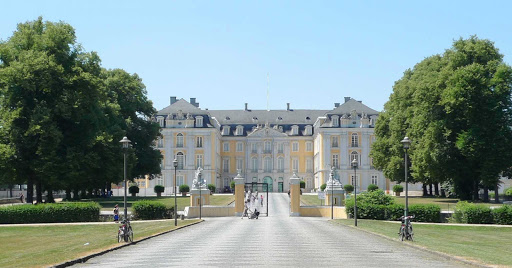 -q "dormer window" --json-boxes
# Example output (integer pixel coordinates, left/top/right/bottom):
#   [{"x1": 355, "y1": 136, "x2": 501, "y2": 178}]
[
  {"x1": 305, "y1": 125, "x2": 312, "y2": 135},
  {"x1": 225, "y1": 116, "x2": 230, "y2": 121},
  {"x1": 332, "y1": 115, "x2": 339, "y2": 127},
  {"x1": 252, "y1": 117, "x2": 258, "y2": 123},
  {"x1": 195, "y1": 116, "x2": 203, "y2": 127},
  {"x1": 305, "y1": 116, "x2": 311, "y2": 121},
  {"x1": 277, "y1": 116, "x2": 282, "y2": 121},
  {"x1": 291, "y1": 125, "x2": 299, "y2": 135},
  {"x1": 236, "y1": 125, "x2": 244, "y2": 136},
  {"x1": 157, "y1": 116, "x2": 164, "y2": 127},
  {"x1": 222, "y1": 126, "x2": 231, "y2": 135}
]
